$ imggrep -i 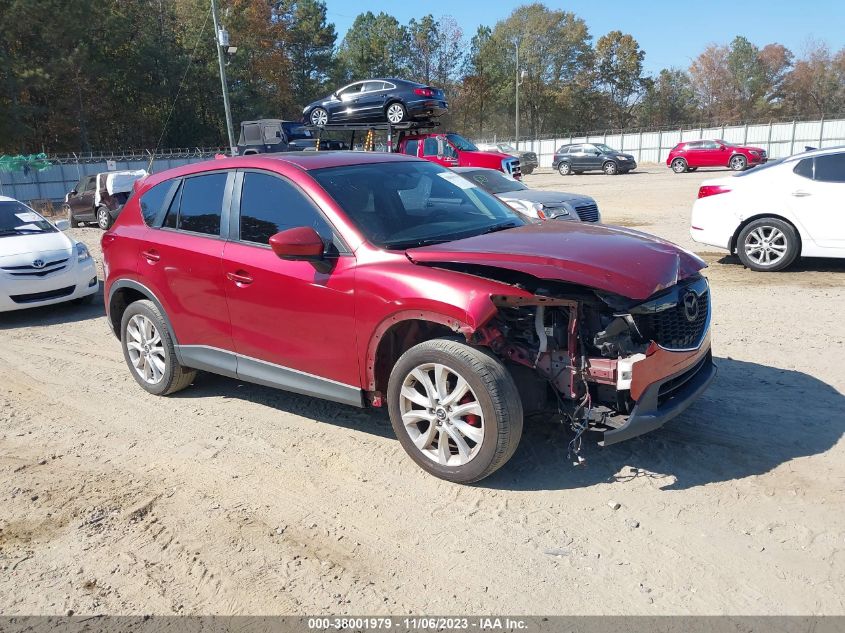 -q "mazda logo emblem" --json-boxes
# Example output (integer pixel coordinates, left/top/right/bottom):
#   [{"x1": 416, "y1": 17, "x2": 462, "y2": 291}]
[
  {"x1": 32, "y1": 259, "x2": 45, "y2": 269},
  {"x1": 682, "y1": 292, "x2": 699, "y2": 323}
]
